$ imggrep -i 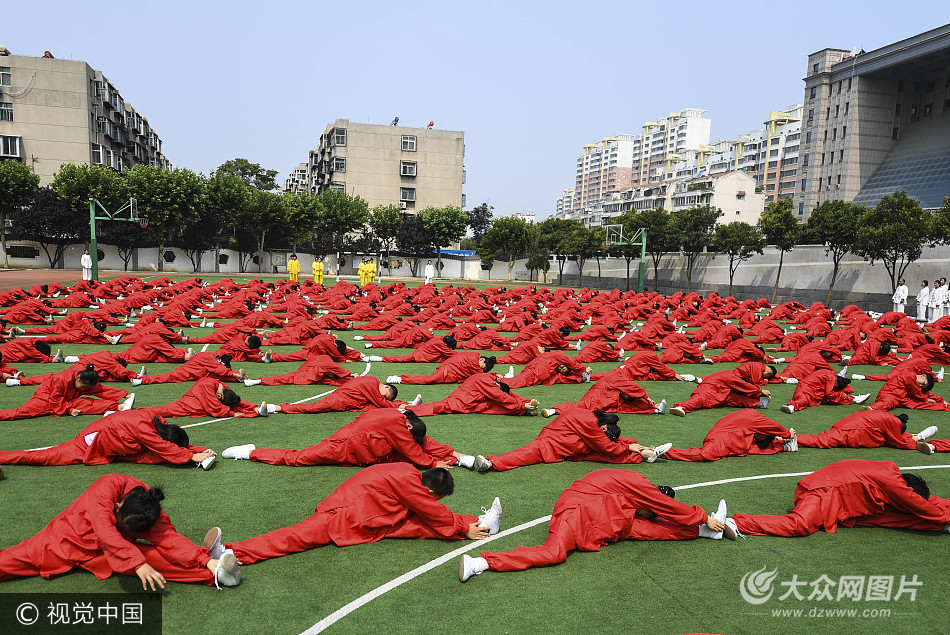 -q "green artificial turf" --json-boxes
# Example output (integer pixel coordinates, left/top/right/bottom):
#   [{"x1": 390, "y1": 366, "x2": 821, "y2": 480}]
[{"x1": 1, "y1": 274, "x2": 948, "y2": 635}]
